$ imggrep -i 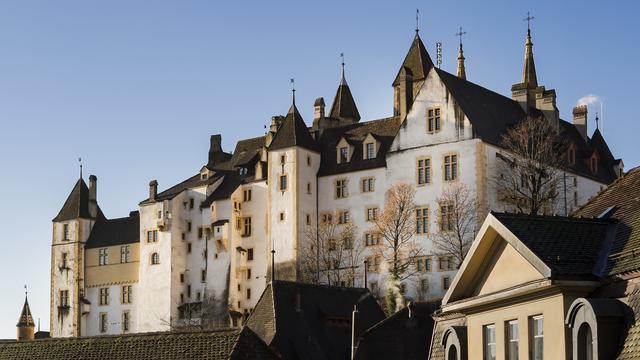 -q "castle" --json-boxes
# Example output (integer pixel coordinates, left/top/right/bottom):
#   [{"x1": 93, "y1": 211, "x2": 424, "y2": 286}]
[{"x1": 49, "y1": 26, "x2": 622, "y2": 337}]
